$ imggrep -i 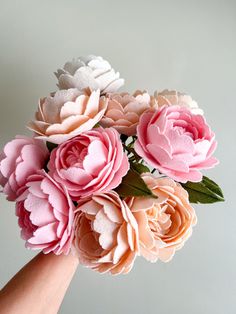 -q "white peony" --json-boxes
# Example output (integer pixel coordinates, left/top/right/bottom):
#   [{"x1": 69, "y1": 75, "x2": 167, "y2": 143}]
[{"x1": 55, "y1": 55, "x2": 124, "y2": 95}]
